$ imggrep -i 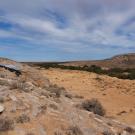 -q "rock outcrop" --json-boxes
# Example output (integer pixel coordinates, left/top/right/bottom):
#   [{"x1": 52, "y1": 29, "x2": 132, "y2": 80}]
[
  {"x1": 0, "y1": 59, "x2": 135, "y2": 135},
  {"x1": 0, "y1": 105, "x2": 4, "y2": 113}
]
